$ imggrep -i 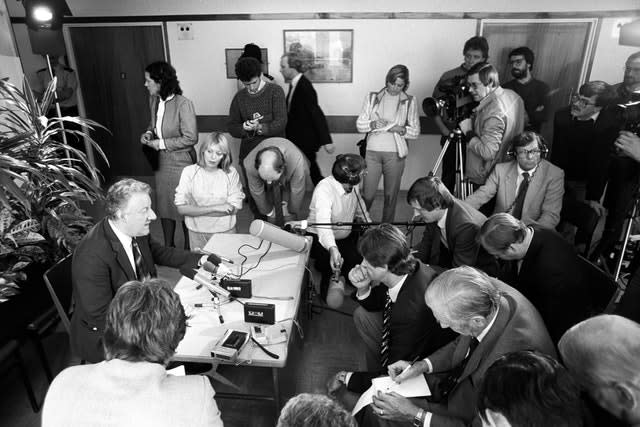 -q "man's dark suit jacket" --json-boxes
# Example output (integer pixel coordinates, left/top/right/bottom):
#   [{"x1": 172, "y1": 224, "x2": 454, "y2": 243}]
[
  {"x1": 415, "y1": 199, "x2": 498, "y2": 276},
  {"x1": 362, "y1": 279, "x2": 556, "y2": 427},
  {"x1": 346, "y1": 262, "x2": 457, "y2": 393},
  {"x1": 285, "y1": 75, "x2": 332, "y2": 154},
  {"x1": 70, "y1": 219, "x2": 201, "y2": 362},
  {"x1": 513, "y1": 225, "x2": 593, "y2": 343}
]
